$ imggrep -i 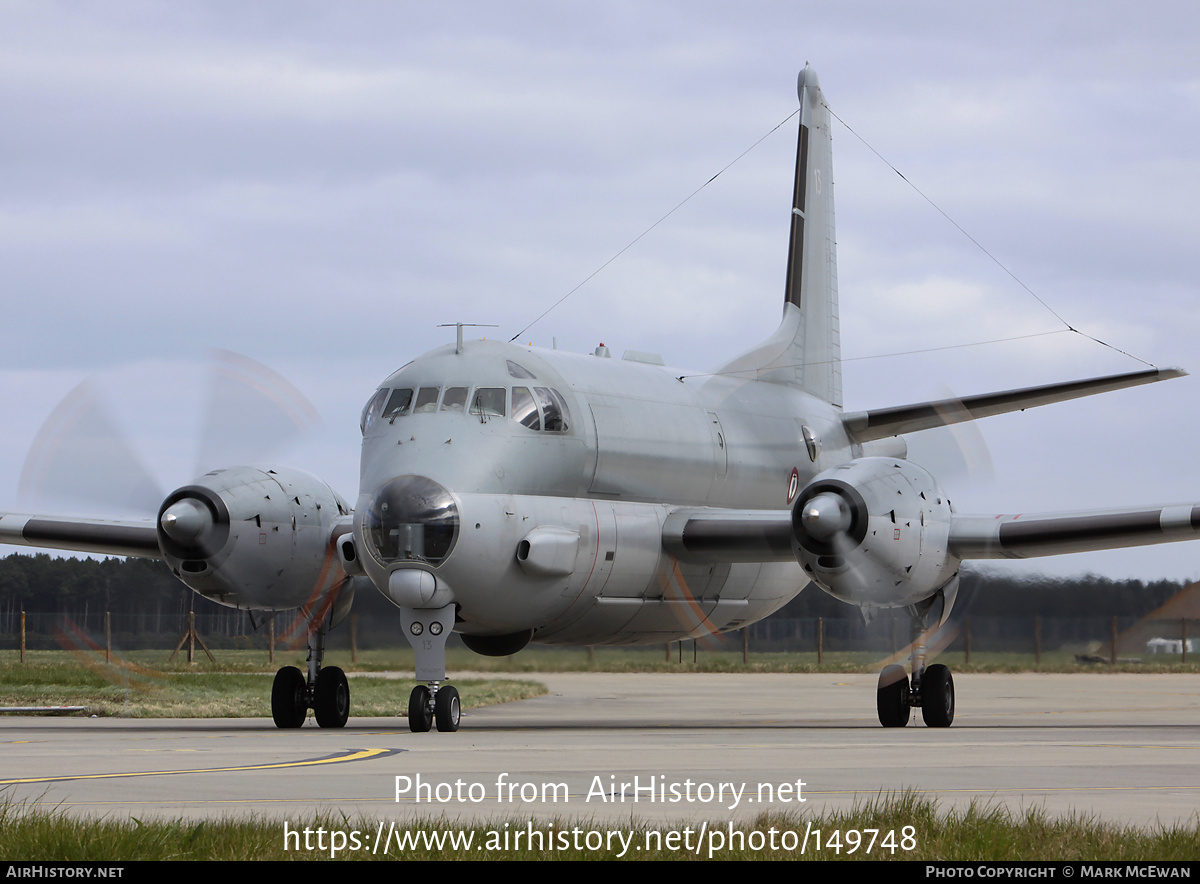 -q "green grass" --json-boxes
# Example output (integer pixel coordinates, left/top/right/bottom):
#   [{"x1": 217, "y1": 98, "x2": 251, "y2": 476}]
[
  {"x1": 0, "y1": 646, "x2": 1192, "y2": 719},
  {"x1": 1, "y1": 790, "x2": 1196, "y2": 860},
  {"x1": 0, "y1": 652, "x2": 545, "y2": 718}
]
